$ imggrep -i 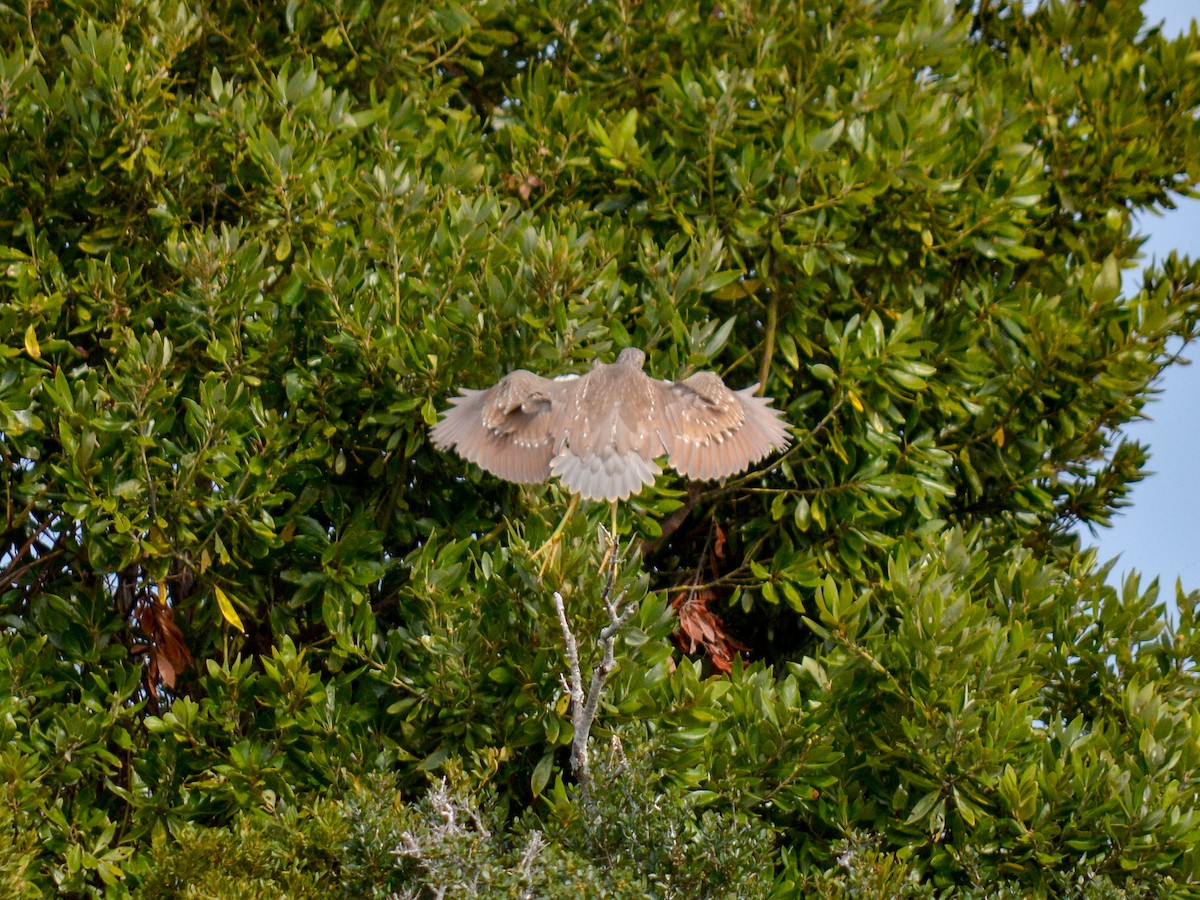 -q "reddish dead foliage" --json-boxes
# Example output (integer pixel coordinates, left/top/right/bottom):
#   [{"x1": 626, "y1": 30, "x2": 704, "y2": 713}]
[{"x1": 131, "y1": 583, "x2": 192, "y2": 698}]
